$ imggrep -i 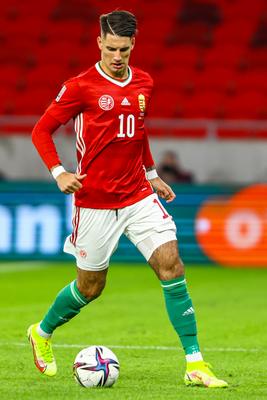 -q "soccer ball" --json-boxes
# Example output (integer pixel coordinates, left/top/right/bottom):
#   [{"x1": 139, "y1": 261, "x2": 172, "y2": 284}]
[{"x1": 73, "y1": 345, "x2": 120, "y2": 388}]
